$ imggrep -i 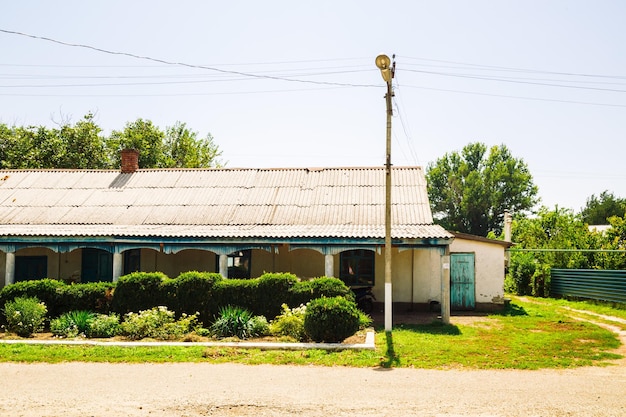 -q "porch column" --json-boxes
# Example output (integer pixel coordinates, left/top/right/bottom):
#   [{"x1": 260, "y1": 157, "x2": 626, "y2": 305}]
[
  {"x1": 112, "y1": 252, "x2": 123, "y2": 282},
  {"x1": 5, "y1": 251, "x2": 15, "y2": 286},
  {"x1": 324, "y1": 254, "x2": 334, "y2": 278},
  {"x1": 219, "y1": 254, "x2": 228, "y2": 278},
  {"x1": 440, "y1": 247, "x2": 451, "y2": 324}
]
